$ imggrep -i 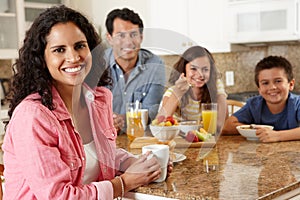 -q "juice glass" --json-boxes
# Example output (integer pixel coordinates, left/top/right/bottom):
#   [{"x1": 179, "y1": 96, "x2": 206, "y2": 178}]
[
  {"x1": 201, "y1": 103, "x2": 217, "y2": 134},
  {"x1": 126, "y1": 102, "x2": 144, "y2": 142}
]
